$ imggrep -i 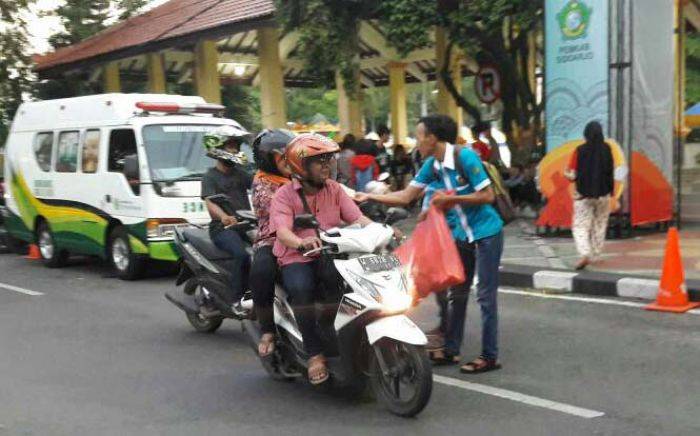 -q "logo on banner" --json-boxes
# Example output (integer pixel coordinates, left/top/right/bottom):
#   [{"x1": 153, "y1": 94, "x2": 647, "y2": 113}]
[{"x1": 558, "y1": 0, "x2": 592, "y2": 40}]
